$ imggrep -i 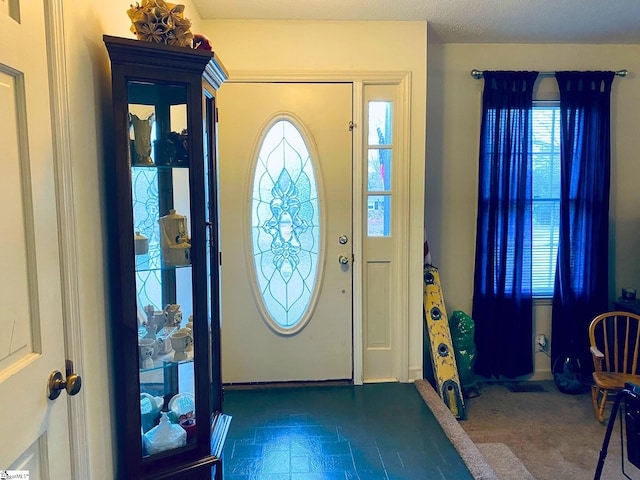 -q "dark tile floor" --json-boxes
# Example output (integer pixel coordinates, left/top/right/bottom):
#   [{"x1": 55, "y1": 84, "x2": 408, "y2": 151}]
[{"x1": 221, "y1": 382, "x2": 472, "y2": 479}]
